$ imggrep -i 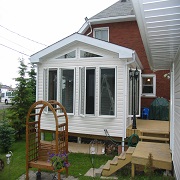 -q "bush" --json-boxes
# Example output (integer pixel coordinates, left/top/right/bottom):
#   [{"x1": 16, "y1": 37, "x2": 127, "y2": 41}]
[{"x1": 0, "y1": 119, "x2": 15, "y2": 153}]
